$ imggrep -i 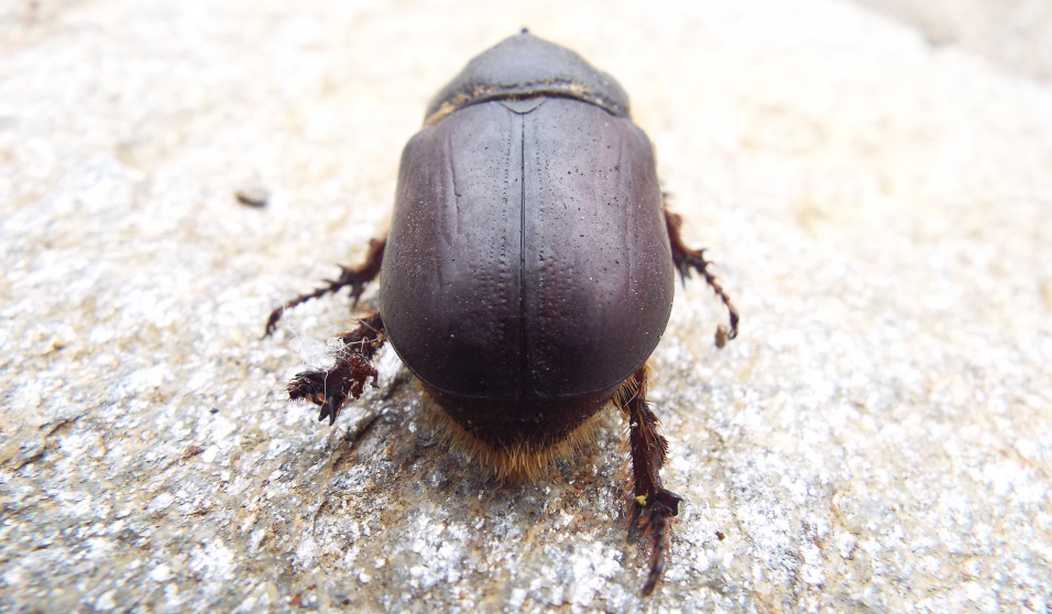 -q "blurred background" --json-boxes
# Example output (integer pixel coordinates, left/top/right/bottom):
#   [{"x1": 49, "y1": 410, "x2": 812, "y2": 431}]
[{"x1": 1, "y1": 1, "x2": 1049, "y2": 612}]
